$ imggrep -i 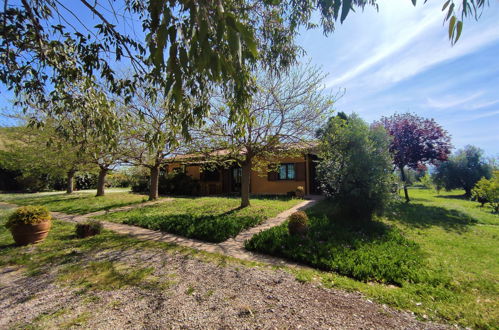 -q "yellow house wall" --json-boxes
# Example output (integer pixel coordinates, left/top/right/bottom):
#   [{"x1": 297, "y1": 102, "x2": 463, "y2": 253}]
[
  {"x1": 250, "y1": 156, "x2": 306, "y2": 195},
  {"x1": 185, "y1": 165, "x2": 201, "y2": 180},
  {"x1": 167, "y1": 155, "x2": 308, "y2": 195}
]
